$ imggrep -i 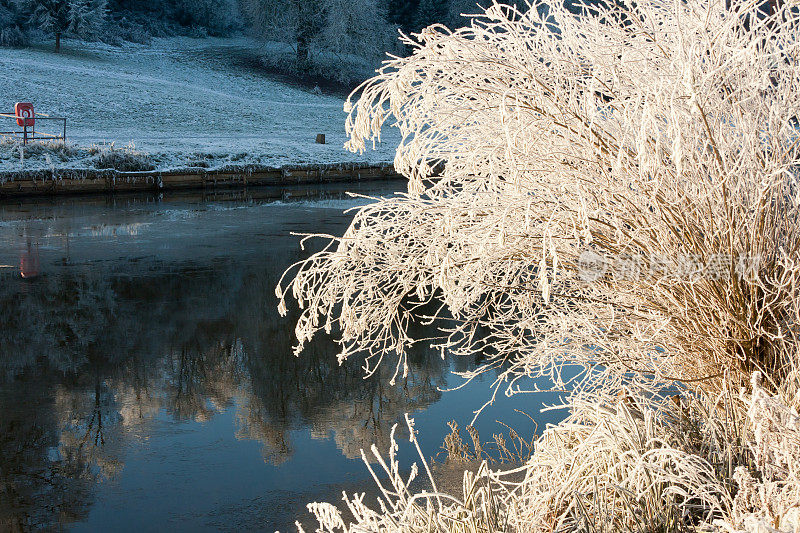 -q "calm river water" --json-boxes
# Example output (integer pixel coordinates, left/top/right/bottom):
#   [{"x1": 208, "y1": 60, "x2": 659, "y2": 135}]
[{"x1": 0, "y1": 182, "x2": 566, "y2": 532}]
